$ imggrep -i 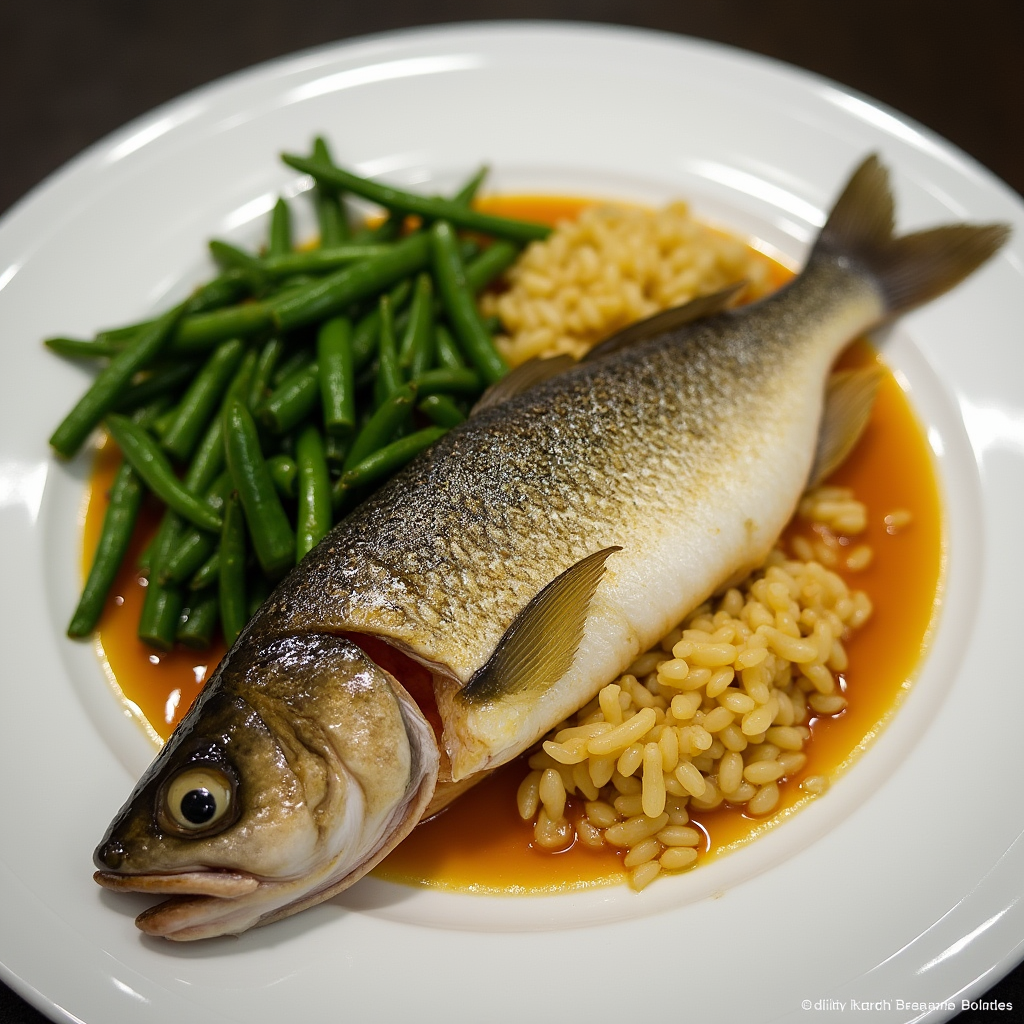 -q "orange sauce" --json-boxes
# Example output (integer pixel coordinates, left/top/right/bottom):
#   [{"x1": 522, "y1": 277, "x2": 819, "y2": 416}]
[{"x1": 82, "y1": 195, "x2": 942, "y2": 892}]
